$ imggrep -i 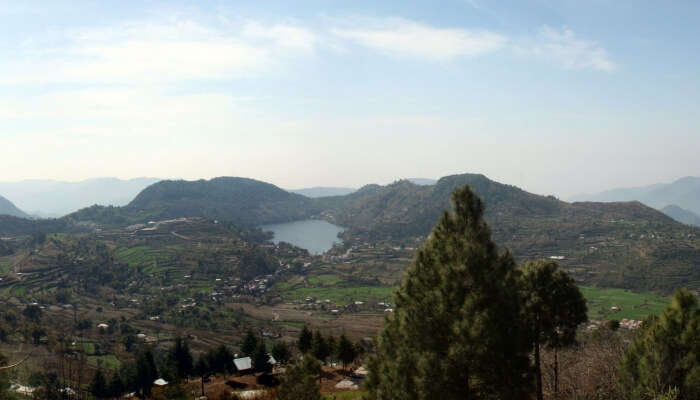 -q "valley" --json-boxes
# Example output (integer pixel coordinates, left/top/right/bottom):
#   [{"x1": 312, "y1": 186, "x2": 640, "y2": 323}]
[{"x1": 0, "y1": 172, "x2": 697, "y2": 399}]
